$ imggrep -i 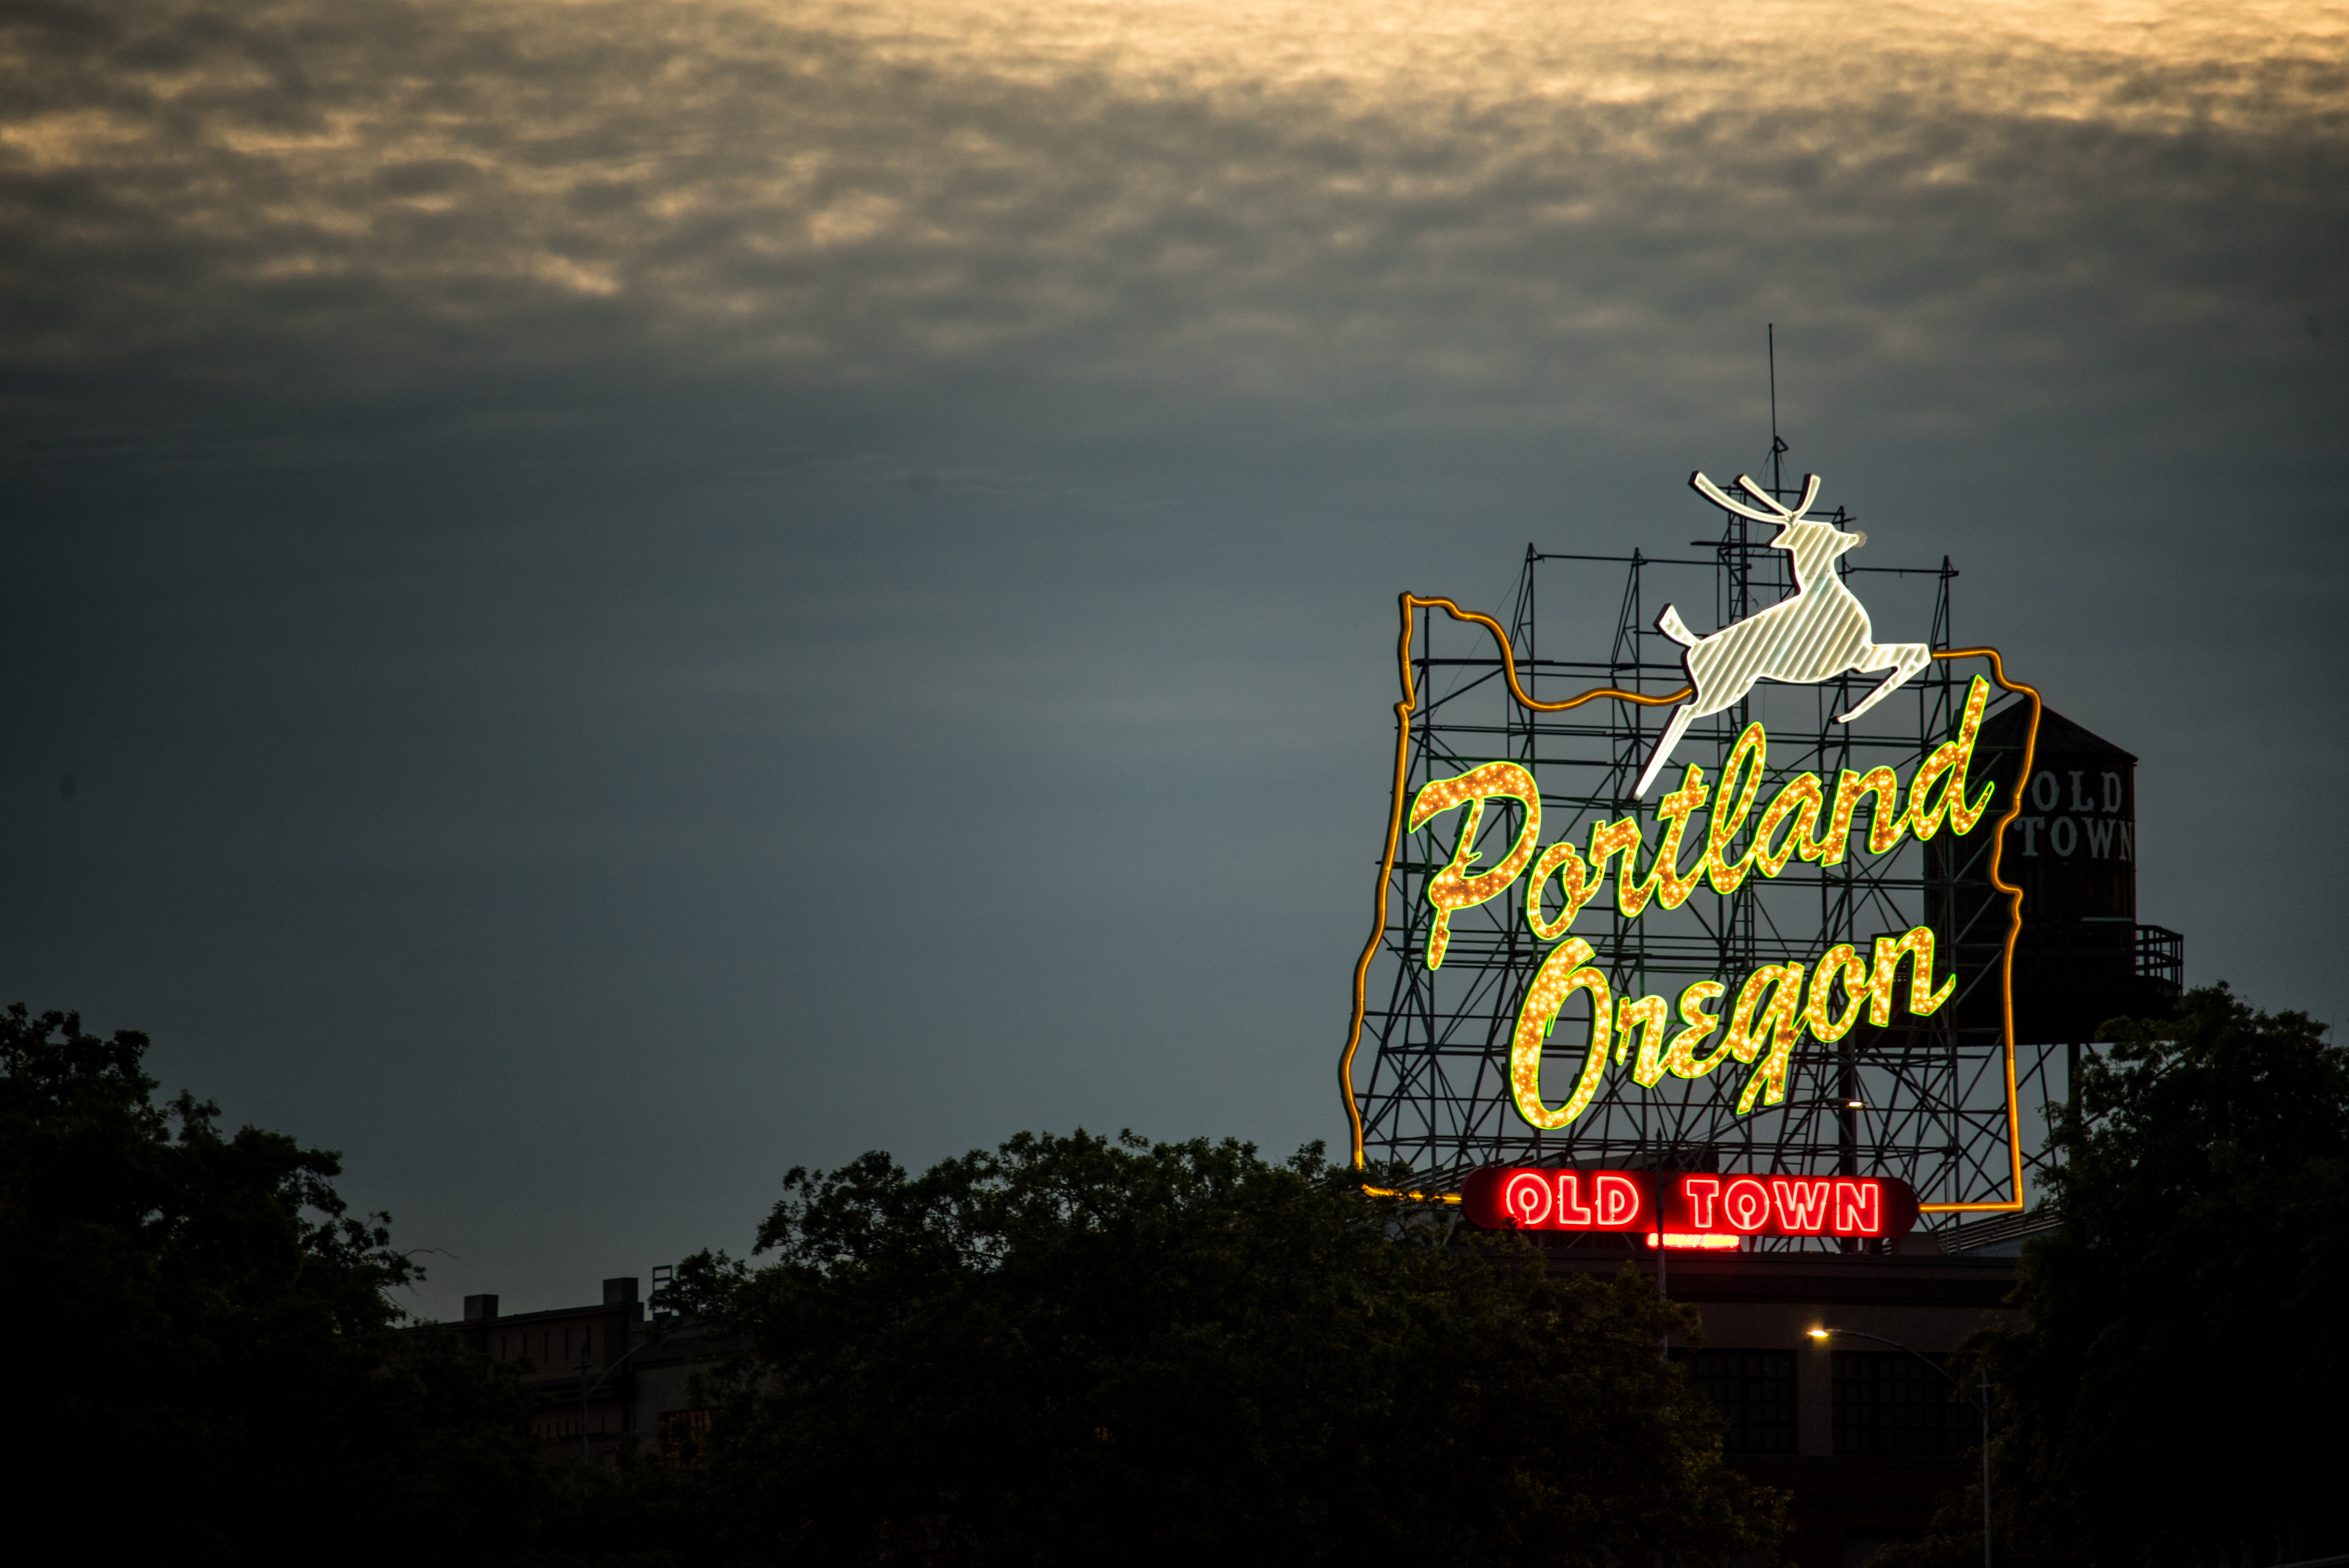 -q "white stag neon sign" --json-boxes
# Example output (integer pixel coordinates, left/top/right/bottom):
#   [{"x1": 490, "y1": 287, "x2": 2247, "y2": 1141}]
[{"x1": 1634, "y1": 472, "x2": 1930, "y2": 799}]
